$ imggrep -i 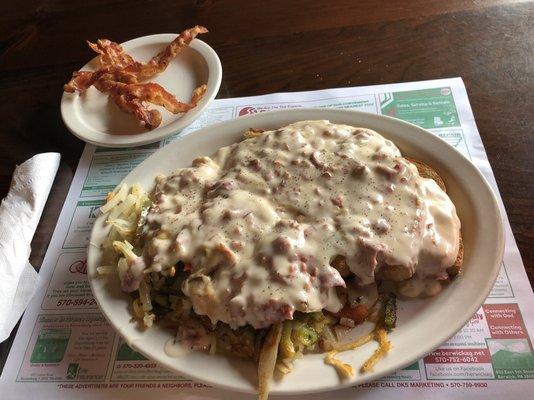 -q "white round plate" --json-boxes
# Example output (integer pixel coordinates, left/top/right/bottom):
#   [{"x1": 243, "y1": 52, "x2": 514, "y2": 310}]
[
  {"x1": 61, "y1": 34, "x2": 222, "y2": 147},
  {"x1": 88, "y1": 109, "x2": 504, "y2": 395}
]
